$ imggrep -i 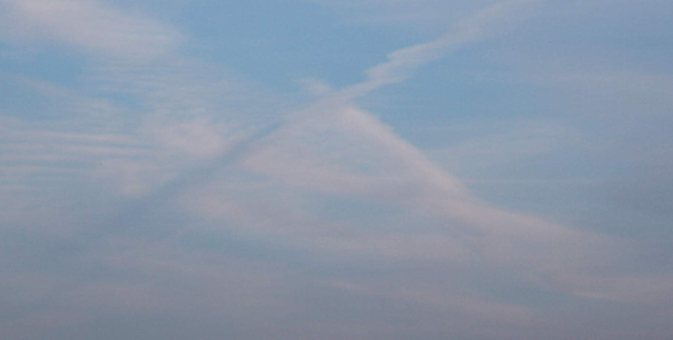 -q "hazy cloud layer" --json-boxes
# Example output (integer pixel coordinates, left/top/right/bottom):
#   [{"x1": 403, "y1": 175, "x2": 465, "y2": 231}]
[{"x1": 1, "y1": 1, "x2": 672, "y2": 339}]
